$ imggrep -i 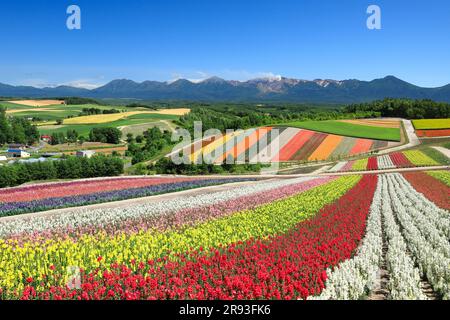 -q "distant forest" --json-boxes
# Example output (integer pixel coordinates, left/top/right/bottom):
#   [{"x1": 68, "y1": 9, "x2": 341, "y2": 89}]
[
  {"x1": 177, "y1": 98, "x2": 449, "y2": 133},
  {"x1": 344, "y1": 98, "x2": 450, "y2": 119},
  {"x1": 0, "y1": 107, "x2": 39, "y2": 145}
]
